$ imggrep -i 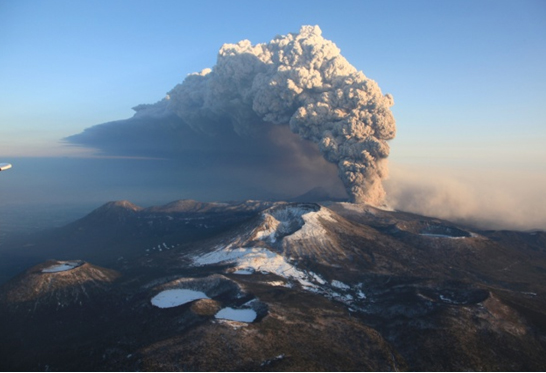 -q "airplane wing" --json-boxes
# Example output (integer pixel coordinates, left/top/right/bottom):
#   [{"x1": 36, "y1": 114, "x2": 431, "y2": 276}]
[{"x1": 0, "y1": 163, "x2": 12, "y2": 171}]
